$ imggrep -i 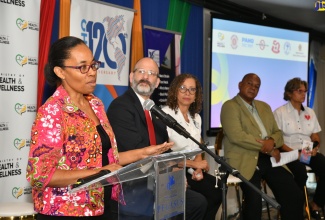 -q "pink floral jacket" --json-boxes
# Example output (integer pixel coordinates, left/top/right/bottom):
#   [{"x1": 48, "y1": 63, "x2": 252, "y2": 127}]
[{"x1": 26, "y1": 86, "x2": 121, "y2": 216}]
